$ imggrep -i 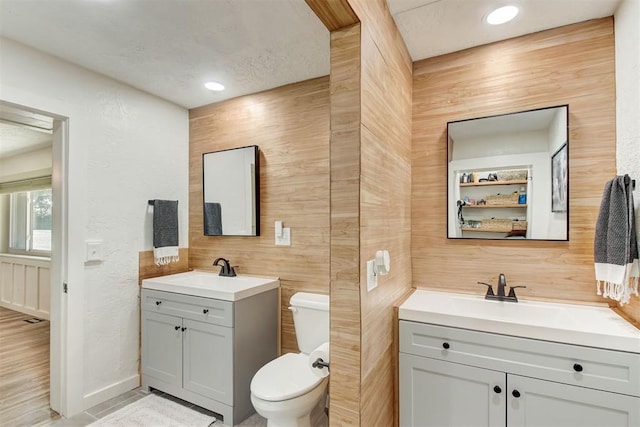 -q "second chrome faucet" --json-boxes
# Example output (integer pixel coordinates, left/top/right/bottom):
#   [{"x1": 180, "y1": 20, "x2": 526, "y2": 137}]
[{"x1": 477, "y1": 273, "x2": 526, "y2": 302}]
